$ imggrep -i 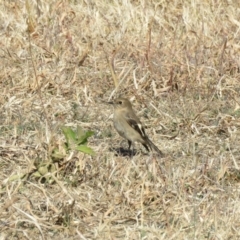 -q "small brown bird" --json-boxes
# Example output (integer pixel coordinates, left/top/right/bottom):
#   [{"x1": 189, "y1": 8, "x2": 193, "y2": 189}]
[{"x1": 109, "y1": 97, "x2": 163, "y2": 156}]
